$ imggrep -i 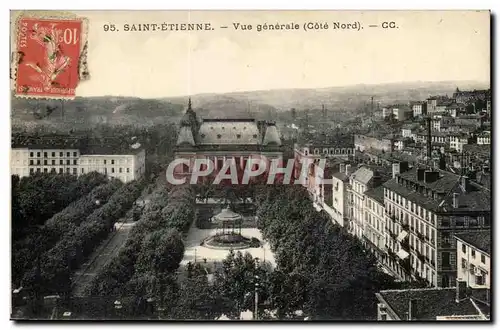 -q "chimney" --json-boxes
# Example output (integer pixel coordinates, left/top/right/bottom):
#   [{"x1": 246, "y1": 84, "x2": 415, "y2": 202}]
[
  {"x1": 417, "y1": 168, "x2": 426, "y2": 181},
  {"x1": 424, "y1": 170, "x2": 439, "y2": 183},
  {"x1": 392, "y1": 163, "x2": 400, "y2": 179},
  {"x1": 453, "y1": 193, "x2": 459, "y2": 208},
  {"x1": 426, "y1": 117, "x2": 432, "y2": 160},
  {"x1": 400, "y1": 161, "x2": 409, "y2": 173},
  {"x1": 461, "y1": 176, "x2": 469, "y2": 192},
  {"x1": 456, "y1": 279, "x2": 467, "y2": 302},
  {"x1": 340, "y1": 163, "x2": 346, "y2": 174},
  {"x1": 345, "y1": 164, "x2": 352, "y2": 175},
  {"x1": 408, "y1": 299, "x2": 419, "y2": 320}
]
